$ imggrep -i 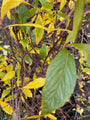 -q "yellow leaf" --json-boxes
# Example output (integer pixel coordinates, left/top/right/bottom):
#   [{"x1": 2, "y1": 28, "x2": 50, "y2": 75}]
[
  {"x1": 20, "y1": 94, "x2": 25, "y2": 102},
  {"x1": 68, "y1": 0, "x2": 74, "y2": 10},
  {"x1": 7, "y1": 11, "x2": 11, "y2": 19},
  {"x1": 17, "y1": 29, "x2": 23, "y2": 40},
  {"x1": 47, "y1": 114, "x2": 57, "y2": 120},
  {"x1": 1, "y1": 0, "x2": 24, "y2": 20},
  {"x1": 6, "y1": 64, "x2": 13, "y2": 72},
  {"x1": 0, "y1": 101, "x2": 13, "y2": 115},
  {"x1": 26, "y1": 115, "x2": 43, "y2": 119},
  {"x1": 2, "y1": 71, "x2": 15, "y2": 81},
  {"x1": 23, "y1": 78, "x2": 45, "y2": 89},
  {"x1": 22, "y1": 88, "x2": 32, "y2": 98},
  {"x1": 60, "y1": 0, "x2": 66, "y2": 10},
  {"x1": 33, "y1": 73, "x2": 37, "y2": 81},
  {"x1": 77, "y1": 104, "x2": 84, "y2": 115},
  {"x1": 60, "y1": 17, "x2": 64, "y2": 22},
  {"x1": 9, "y1": 27, "x2": 16, "y2": 40},
  {"x1": 35, "y1": 15, "x2": 44, "y2": 44}
]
